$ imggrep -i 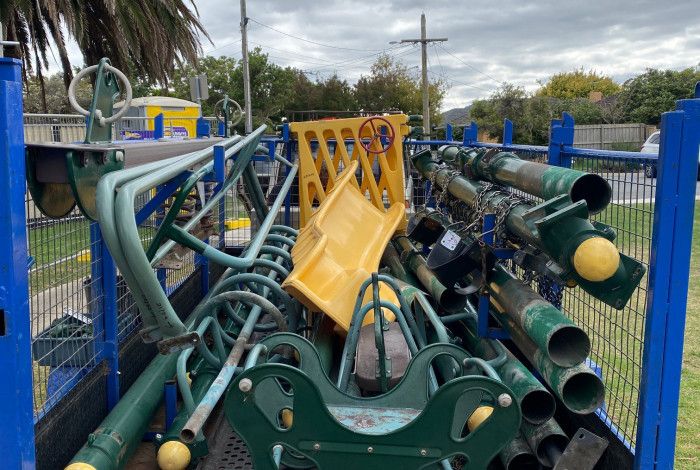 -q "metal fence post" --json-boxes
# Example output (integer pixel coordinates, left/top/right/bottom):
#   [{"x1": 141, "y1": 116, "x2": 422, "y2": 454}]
[
  {"x1": 0, "y1": 56, "x2": 37, "y2": 467},
  {"x1": 502, "y1": 119, "x2": 513, "y2": 146},
  {"x1": 548, "y1": 112, "x2": 574, "y2": 167},
  {"x1": 635, "y1": 96, "x2": 700, "y2": 469}
]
